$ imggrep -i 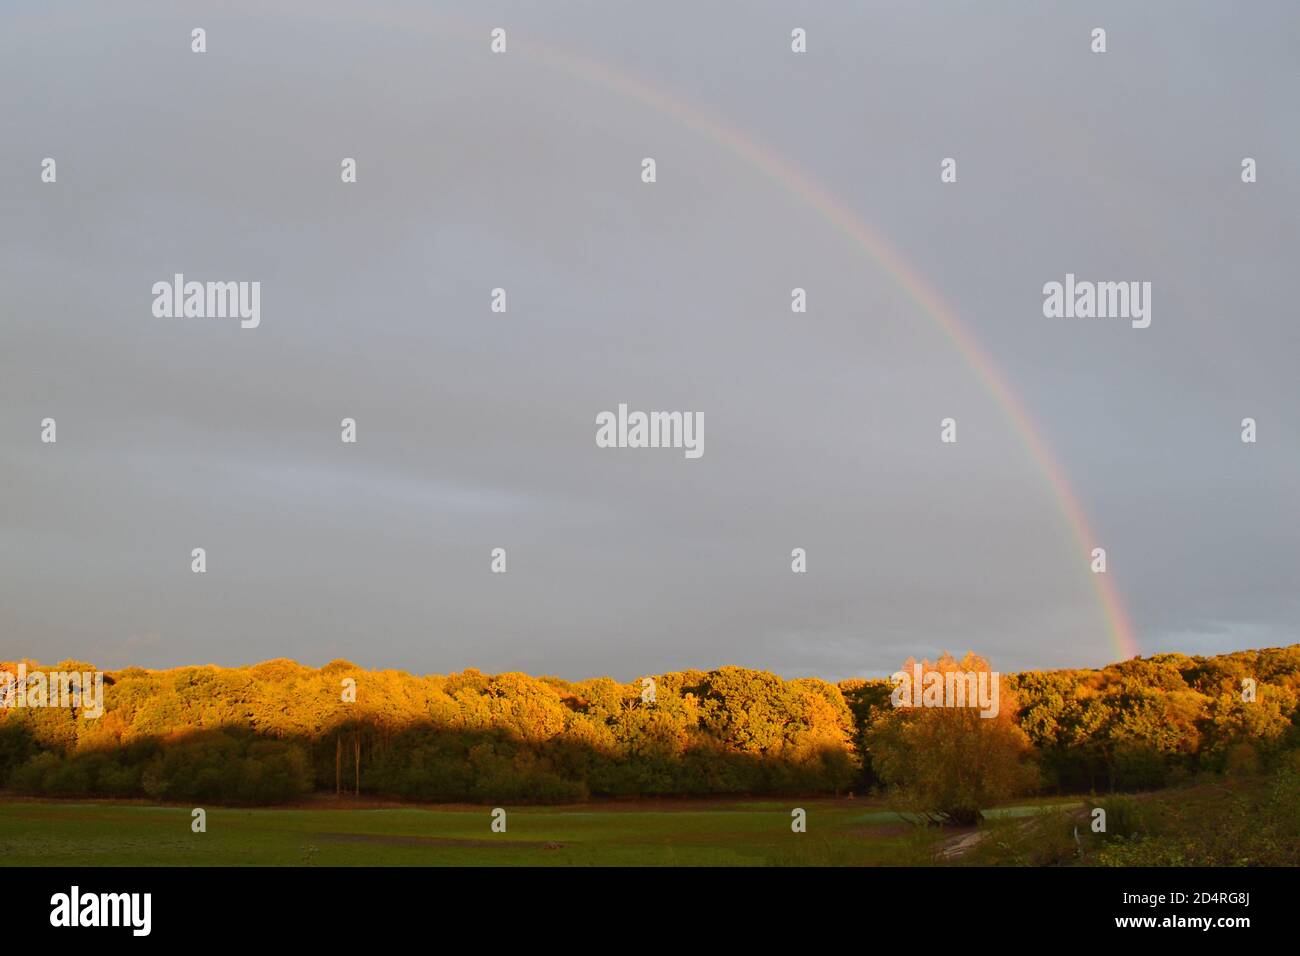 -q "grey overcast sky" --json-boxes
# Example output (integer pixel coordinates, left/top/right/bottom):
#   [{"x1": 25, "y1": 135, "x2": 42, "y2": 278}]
[{"x1": 1, "y1": 1, "x2": 1297, "y2": 681}]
